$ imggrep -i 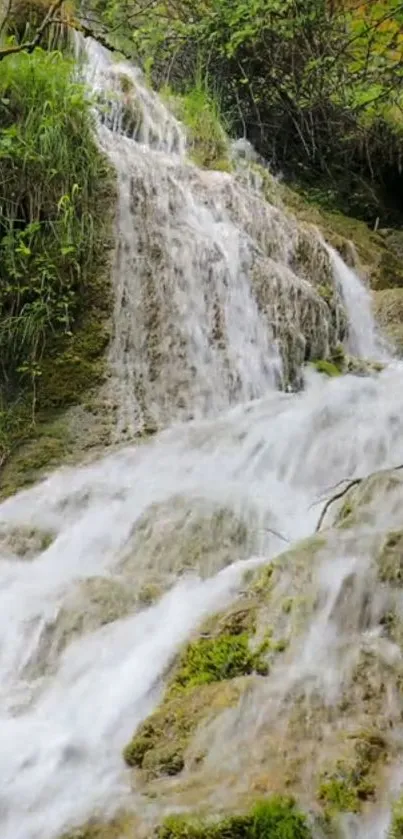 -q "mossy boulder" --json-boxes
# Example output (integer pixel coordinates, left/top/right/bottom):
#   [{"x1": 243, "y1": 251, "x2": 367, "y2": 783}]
[{"x1": 123, "y1": 678, "x2": 248, "y2": 778}]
